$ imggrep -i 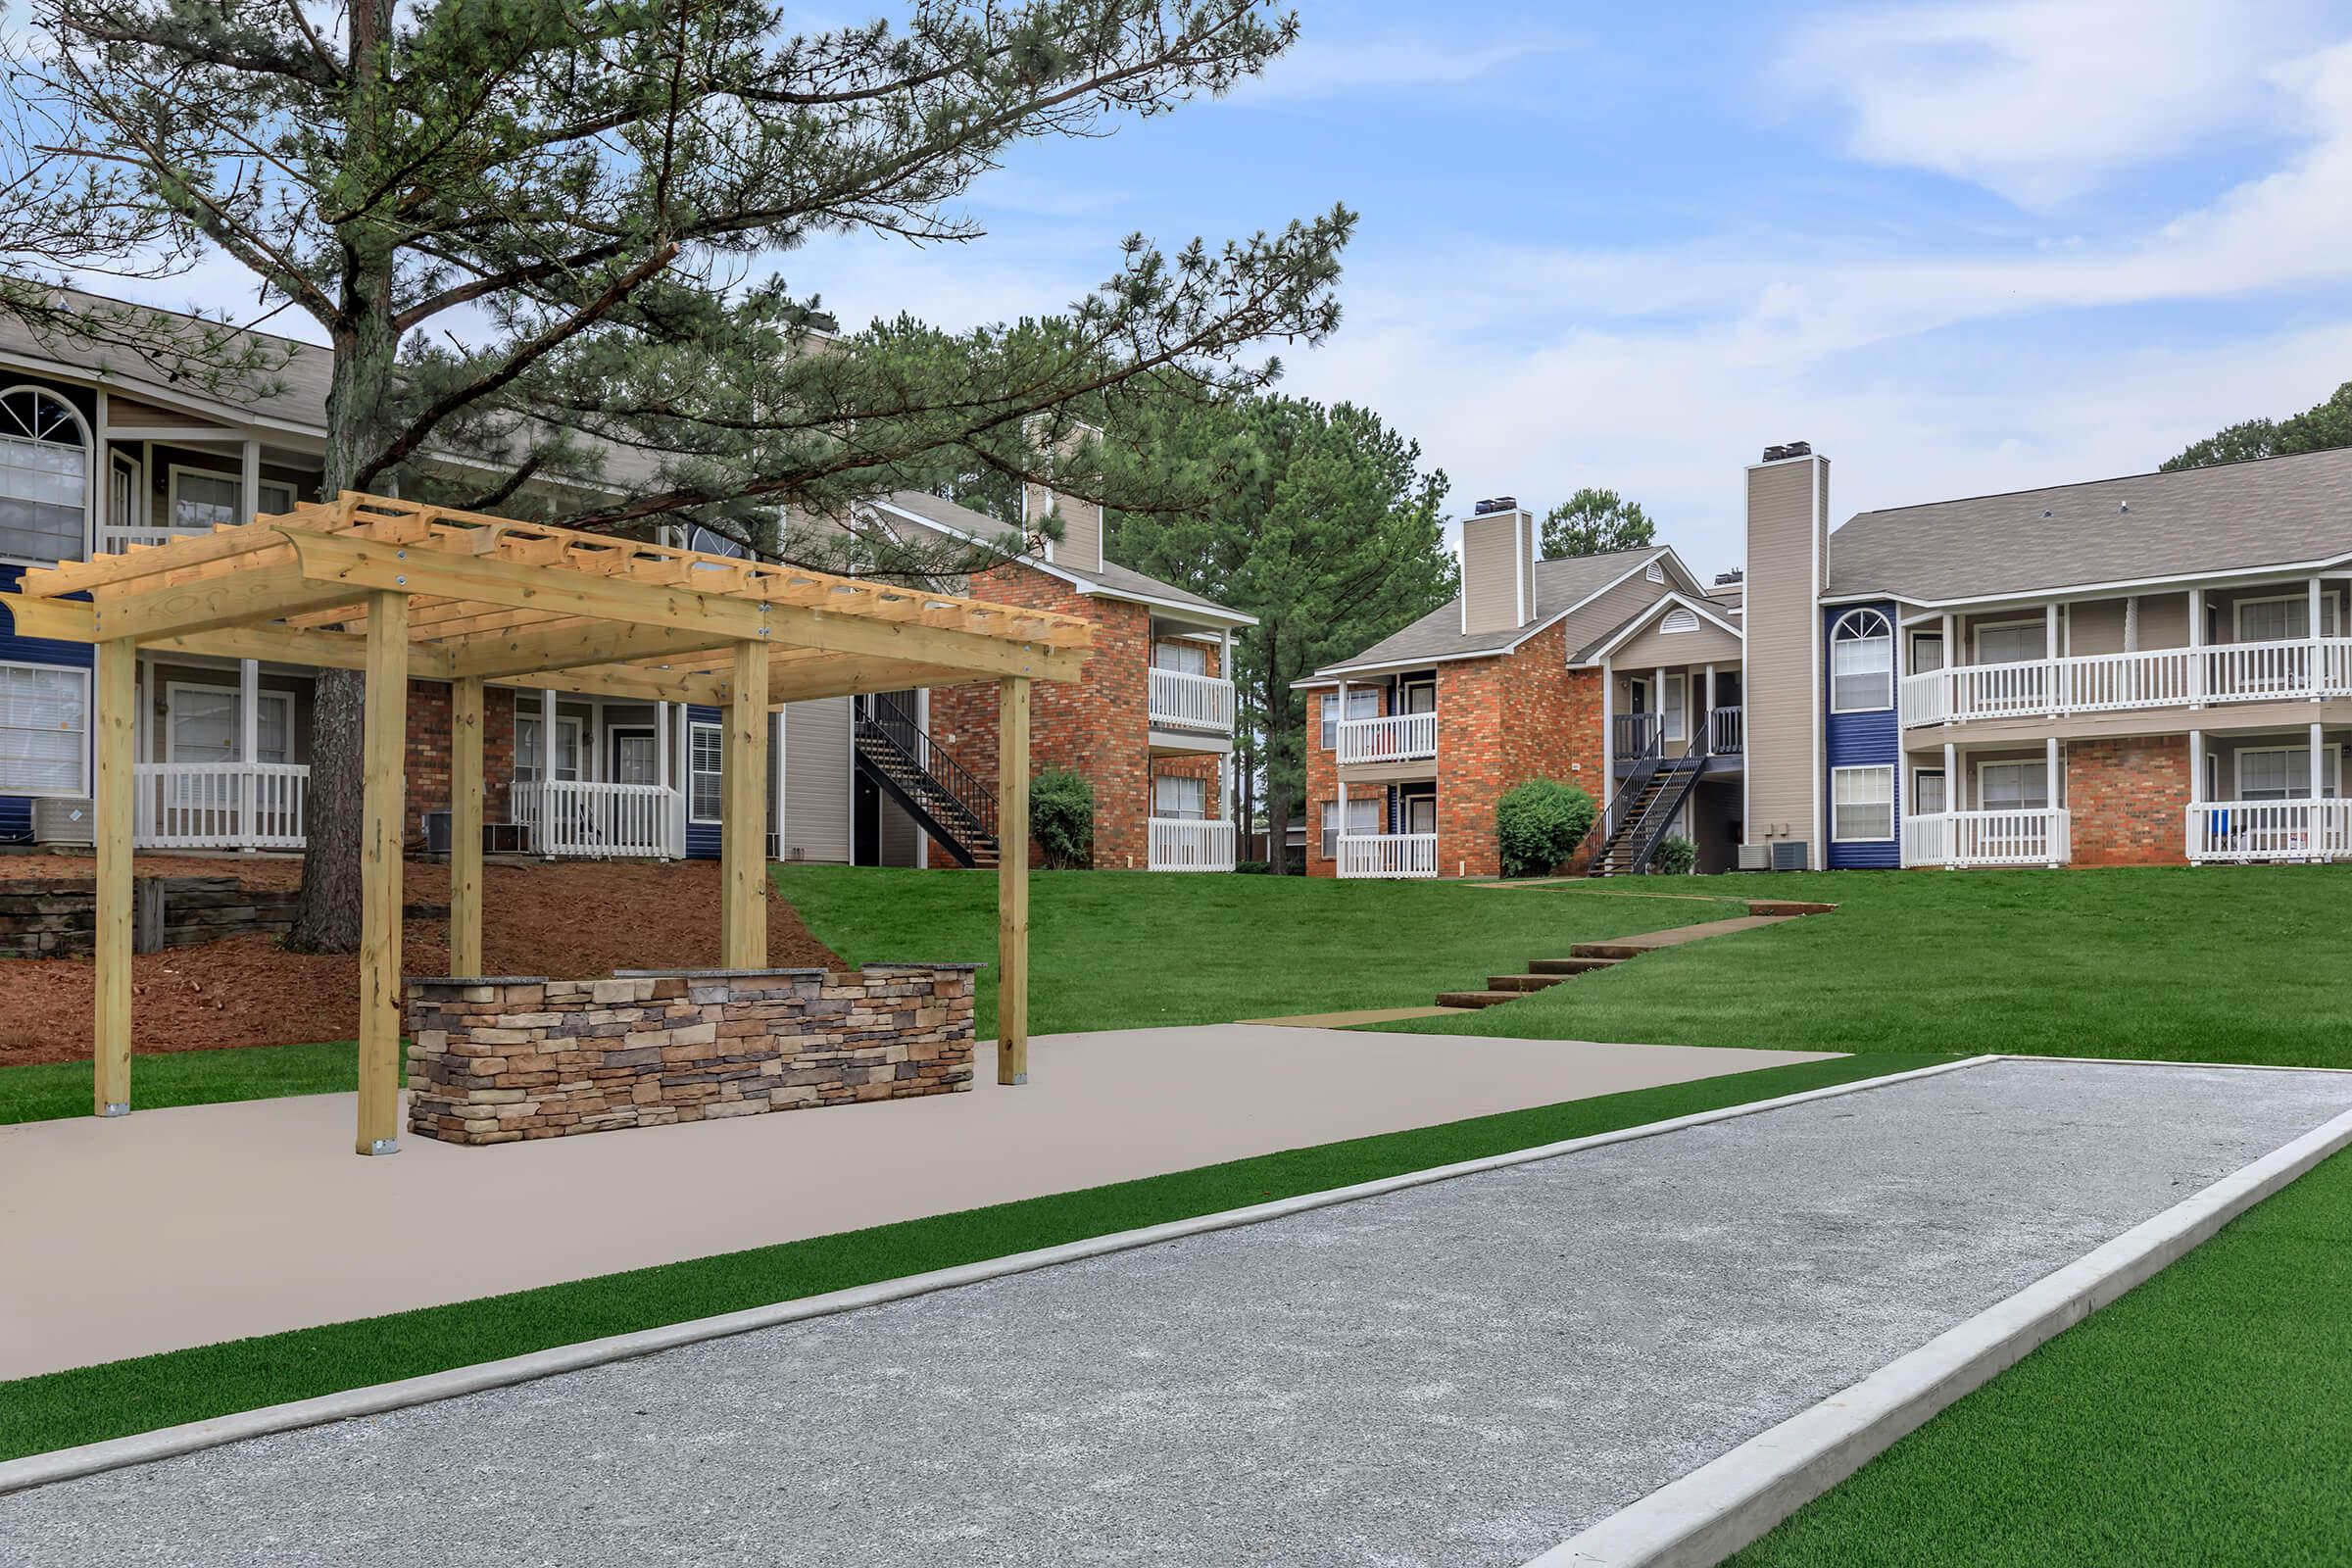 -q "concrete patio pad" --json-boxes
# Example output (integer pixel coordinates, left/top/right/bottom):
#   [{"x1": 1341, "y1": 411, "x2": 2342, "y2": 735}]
[
  {"x1": 8, "y1": 1058, "x2": 2349, "y2": 1568},
  {"x1": 0, "y1": 1026, "x2": 1831, "y2": 1379}
]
